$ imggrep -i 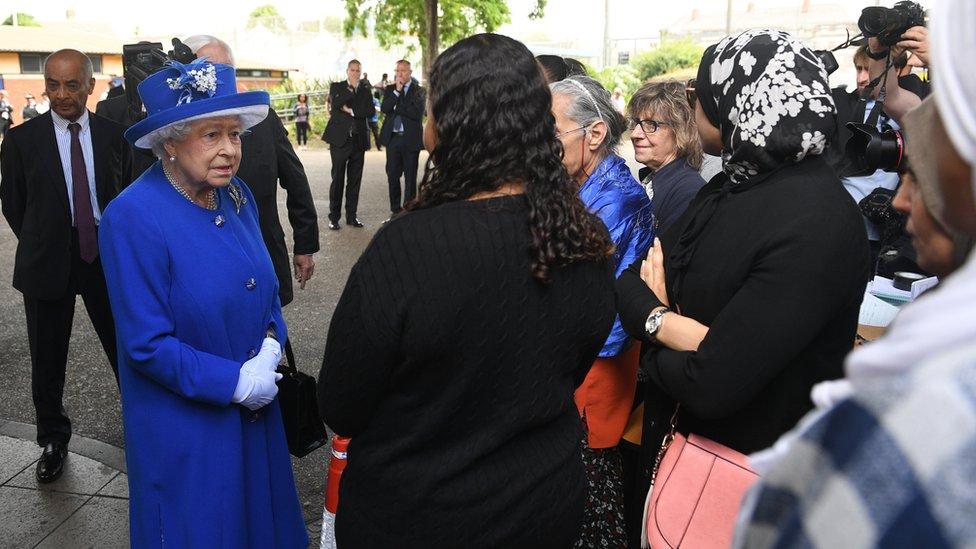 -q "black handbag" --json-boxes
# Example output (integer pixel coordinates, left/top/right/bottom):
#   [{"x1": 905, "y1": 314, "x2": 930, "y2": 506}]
[{"x1": 276, "y1": 340, "x2": 328, "y2": 457}]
